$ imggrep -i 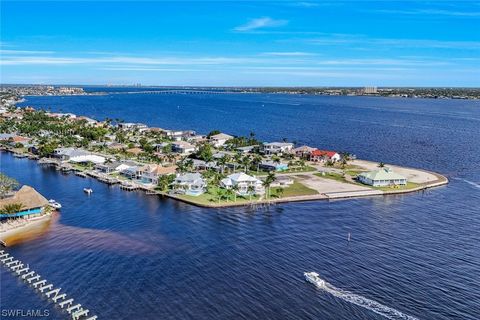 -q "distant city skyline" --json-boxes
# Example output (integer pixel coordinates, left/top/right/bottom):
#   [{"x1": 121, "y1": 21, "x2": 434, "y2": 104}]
[{"x1": 1, "y1": 1, "x2": 480, "y2": 87}]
